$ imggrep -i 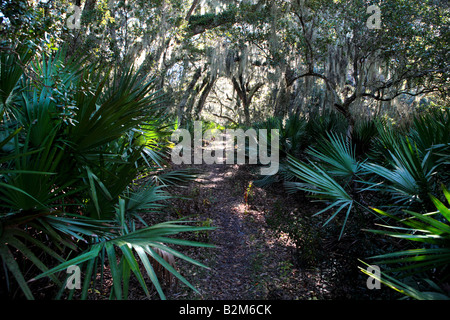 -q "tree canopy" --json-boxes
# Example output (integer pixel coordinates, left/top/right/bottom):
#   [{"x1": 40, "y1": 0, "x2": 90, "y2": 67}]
[{"x1": 2, "y1": 0, "x2": 448, "y2": 127}]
